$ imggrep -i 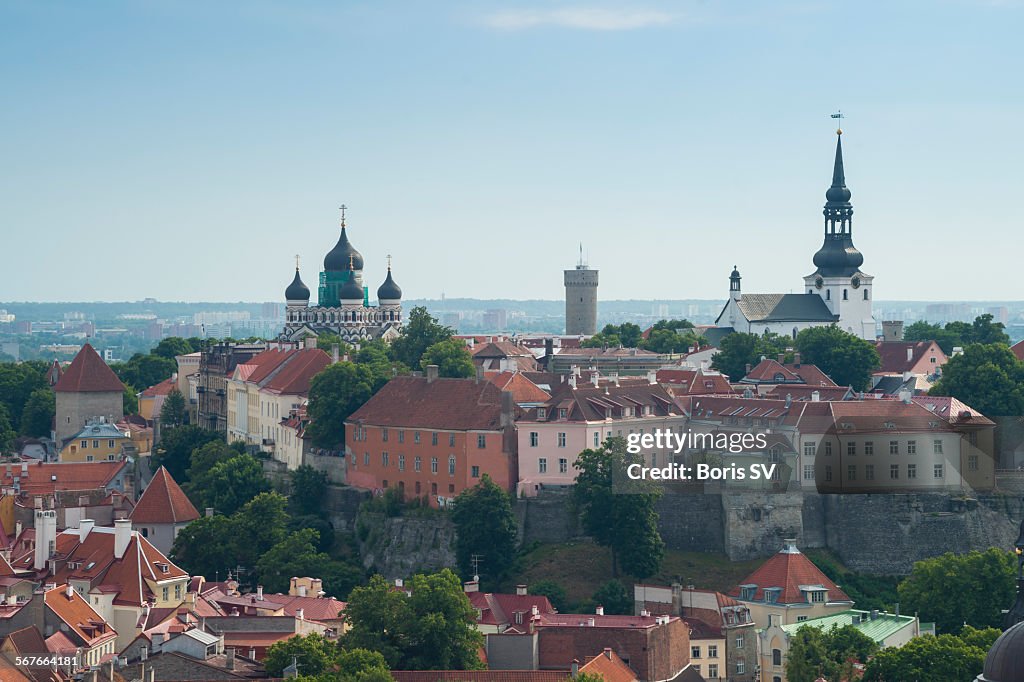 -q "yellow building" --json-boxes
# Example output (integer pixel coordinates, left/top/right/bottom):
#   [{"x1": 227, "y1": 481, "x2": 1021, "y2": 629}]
[{"x1": 60, "y1": 420, "x2": 130, "y2": 463}]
